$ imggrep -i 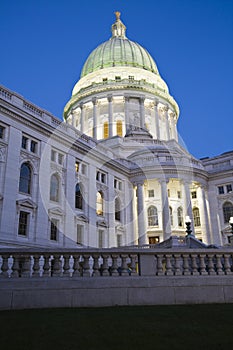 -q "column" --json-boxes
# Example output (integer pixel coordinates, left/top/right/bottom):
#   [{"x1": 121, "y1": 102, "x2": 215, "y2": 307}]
[
  {"x1": 159, "y1": 179, "x2": 171, "y2": 240},
  {"x1": 79, "y1": 103, "x2": 84, "y2": 133},
  {"x1": 136, "y1": 182, "x2": 147, "y2": 245},
  {"x1": 139, "y1": 96, "x2": 145, "y2": 129},
  {"x1": 107, "y1": 95, "x2": 113, "y2": 137},
  {"x1": 168, "y1": 111, "x2": 176, "y2": 140},
  {"x1": 71, "y1": 110, "x2": 75, "y2": 127},
  {"x1": 198, "y1": 185, "x2": 211, "y2": 244},
  {"x1": 92, "y1": 97, "x2": 97, "y2": 139},
  {"x1": 164, "y1": 105, "x2": 170, "y2": 140},
  {"x1": 154, "y1": 99, "x2": 160, "y2": 140},
  {"x1": 182, "y1": 181, "x2": 195, "y2": 235},
  {"x1": 124, "y1": 95, "x2": 130, "y2": 131}
]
